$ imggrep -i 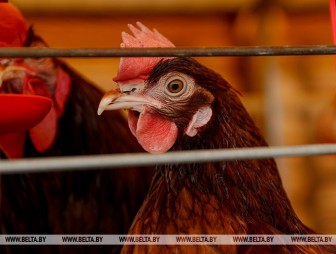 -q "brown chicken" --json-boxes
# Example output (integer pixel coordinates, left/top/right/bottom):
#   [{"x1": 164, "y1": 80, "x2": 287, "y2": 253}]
[
  {"x1": 0, "y1": 5, "x2": 152, "y2": 254},
  {"x1": 98, "y1": 22, "x2": 336, "y2": 253}
]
